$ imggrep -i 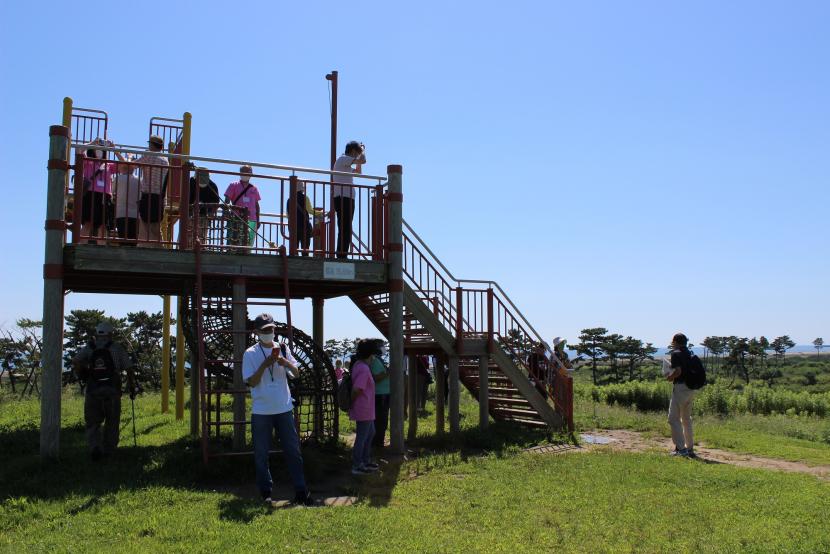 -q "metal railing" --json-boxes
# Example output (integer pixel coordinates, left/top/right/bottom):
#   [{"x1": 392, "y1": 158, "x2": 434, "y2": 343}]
[
  {"x1": 400, "y1": 218, "x2": 574, "y2": 429},
  {"x1": 66, "y1": 145, "x2": 389, "y2": 260}
]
